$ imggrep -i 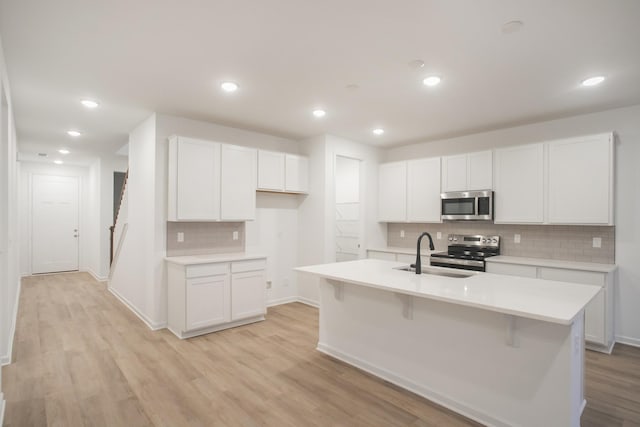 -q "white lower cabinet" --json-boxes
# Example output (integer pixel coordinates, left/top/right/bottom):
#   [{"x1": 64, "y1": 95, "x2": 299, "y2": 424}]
[
  {"x1": 486, "y1": 260, "x2": 615, "y2": 352},
  {"x1": 186, "y1": 274, "x2": 230, "y2": 330},
  {"x1": 167, "y1": 257, "x2": 267, "y2": 339}
]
